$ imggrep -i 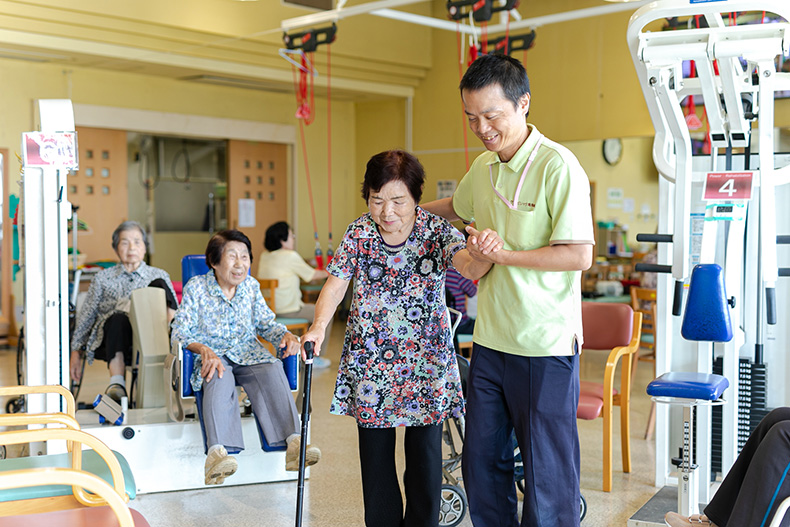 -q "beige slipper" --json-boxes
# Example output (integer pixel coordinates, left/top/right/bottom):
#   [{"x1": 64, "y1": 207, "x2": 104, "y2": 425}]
[
  {"x1": 285, "y1": 435, "x2": 322, "y2": 472},
  {"x1": 205, "y1": 446, "x2": 238, "y2": 485}
]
